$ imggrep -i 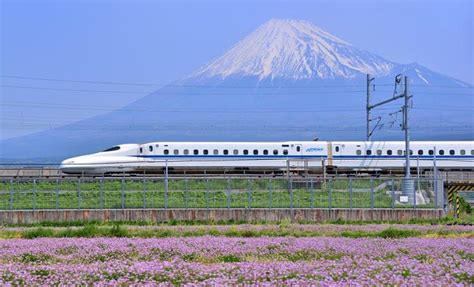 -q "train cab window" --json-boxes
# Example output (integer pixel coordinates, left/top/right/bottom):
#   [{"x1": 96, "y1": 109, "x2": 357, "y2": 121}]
[
  {"x1": 193, "y1": 149, "x2": 199, "y2": 155},
  {"x1": 377, "y1": 150, "x2": 382, "y2": 155},
  {"x1": 253, "y1": 149, "x2": 259, "y2": 155},
  {"x1": 233, "y1": 149, "x2": 238, "y2": 155},
  {"x1": 449, "y1": 150, "x2": 455, "y2": 155},
  {"x1": 335, "y1": 146, "x2": 340, "y2": 152},
  {"x1": 273, "y1": 149, "x2": 279, "y2": 155},
  {"x1": 386, "y1": 150, "x2": 392, "y2": 155},
  {"x1": 139, "y1": 147, "x2": 143, "y2": 153},
  {"x1": 223, "y1": 149, "x2": 229, "y2": 155},
  {"x1": 183, "y1": 149, "x2": 189, "y2": 155},
  {"x1": 203, "y1": 149, "x2": 209, "y2": 155},
  {"x1": 263, "y1": 149, "x2": 269, "y2": 155},
  {"x1": 283, "y1": 149, "x2": 289, "y2": 155},
  {"x1": 149, "y1": 146, "x2": 153, "y2": 152},
  {"x1": 243, "y1": 149, "x2": 249, "y2": 155},
  {"x1": 428, "y1": 150, "x2": 434, "y2": 155},
  {"x1": 366, "y1": 150, "x2": 372, "y2": 155},
  {"x1": 418, "y1": 150, "x2": 423, "y2": 155},
  {"x1": 397, "y1": 150, "x2": 403, "y2": 156},
  {"x1": 213, "y1": 149, "x2": 219, "y2": 155},
  {"x1": 297, "y1": 146, "x2": 301, "y2": 152},
  {"x1": 460, "y1": 150, "x2": 466, "y2": 155},
  {"x1": 103, "y1": 146, "x2": 120, "y2": 152},
  {"x1": 439, "y1": 150, "x2": 444, "y2": 155},
  {"x1": 163, "y1": 149, "x2": 169, "y2": 155},
  {"x1": 356, "y1": 150, "x2": 362, "y2": 155}
]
